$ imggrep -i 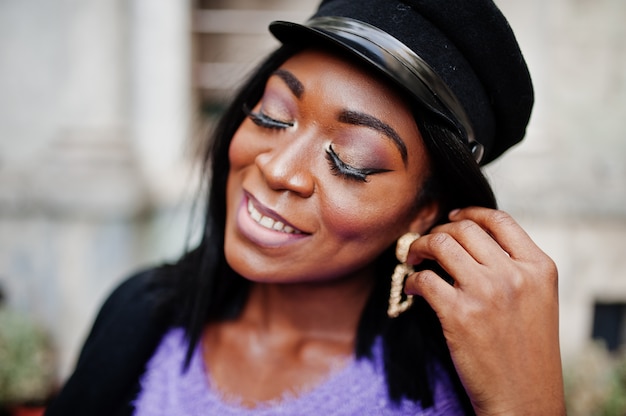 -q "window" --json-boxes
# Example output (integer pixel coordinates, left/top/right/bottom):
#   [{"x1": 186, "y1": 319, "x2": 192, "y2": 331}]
[
  {"x1": 592, "y1": 302, "x2": 626, "y2": 352},
  {"x1": 192, "y1": 0, "x2": 314, "y2": 119}
]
